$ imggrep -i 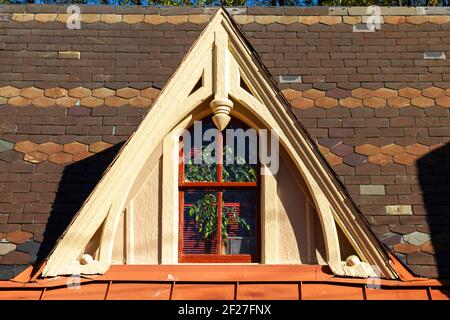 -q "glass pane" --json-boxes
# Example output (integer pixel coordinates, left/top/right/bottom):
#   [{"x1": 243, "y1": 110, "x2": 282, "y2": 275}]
[
  {"x1": 222, "y1": 190, "x2": 257, "y2": 255},
  {"x1": 182, "y1": 190, "x2": 218, "y2": 255},
  {"x1": 183, "y1": 118, "x2": 218, "y2": 182},
  {"x1": 222, "y1": 119, "x2": 257, "y2": 182}
]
